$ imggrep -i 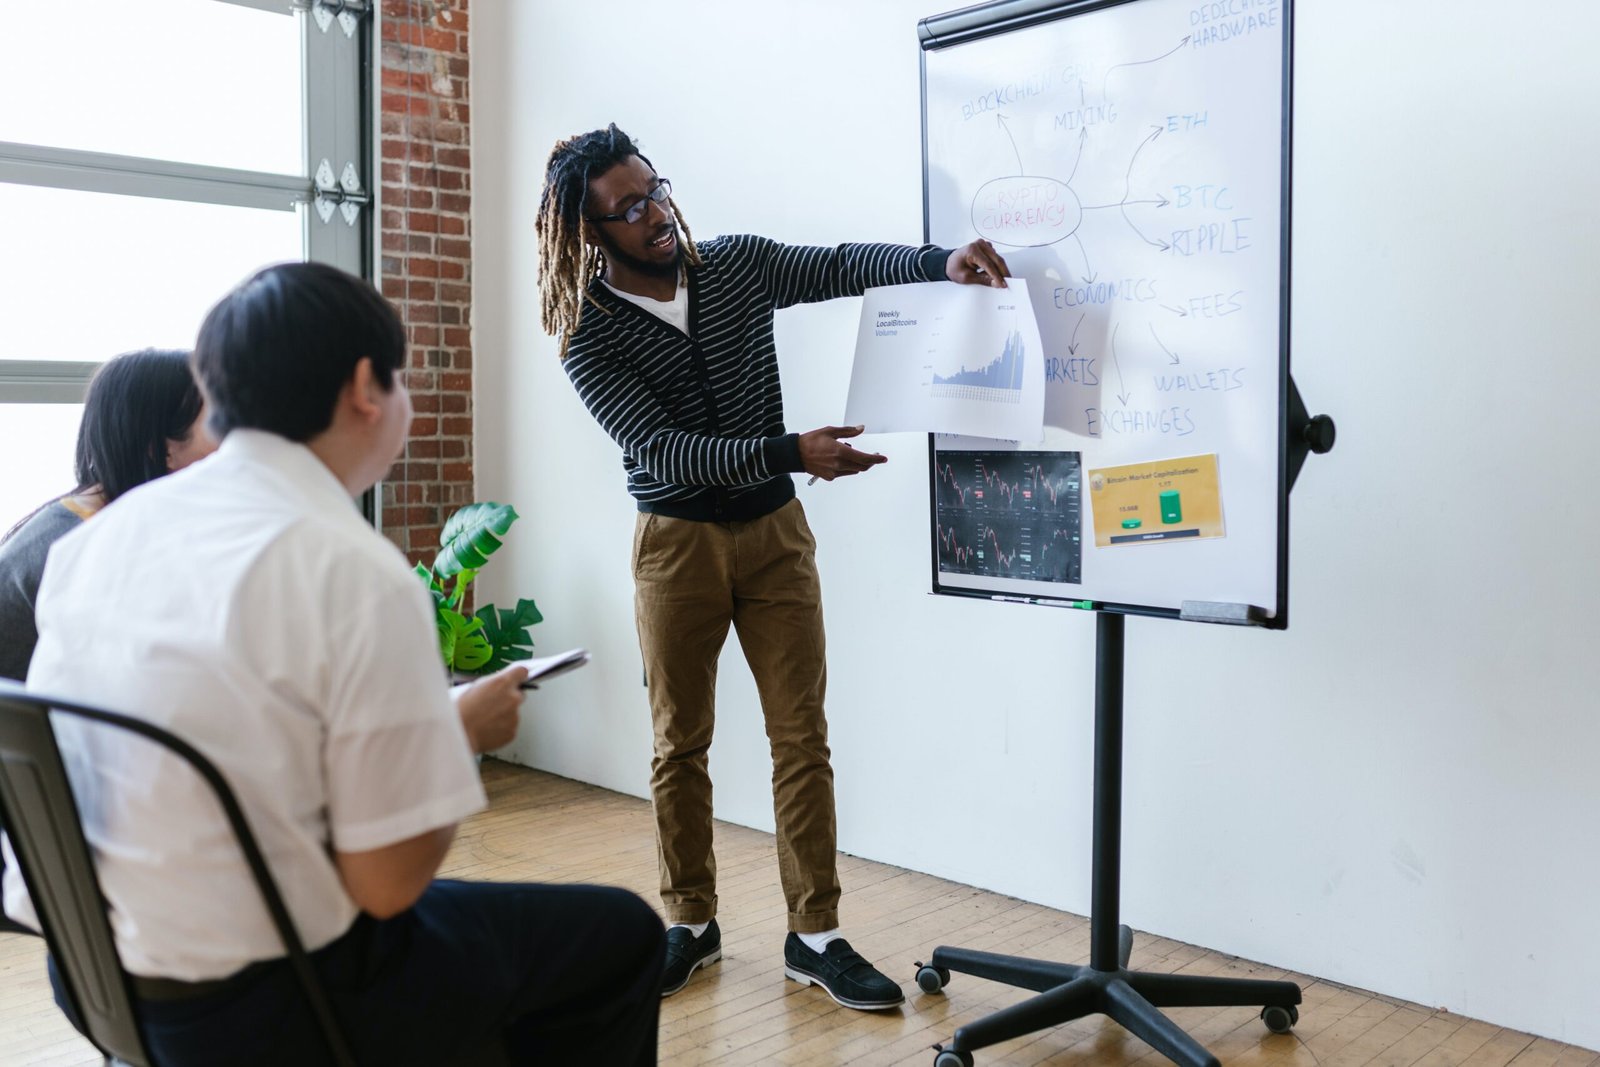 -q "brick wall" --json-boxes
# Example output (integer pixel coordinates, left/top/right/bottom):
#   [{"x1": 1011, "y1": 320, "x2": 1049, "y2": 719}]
[{"x1": 376, "y1": 0, "x2": 472, "y2": 565}]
